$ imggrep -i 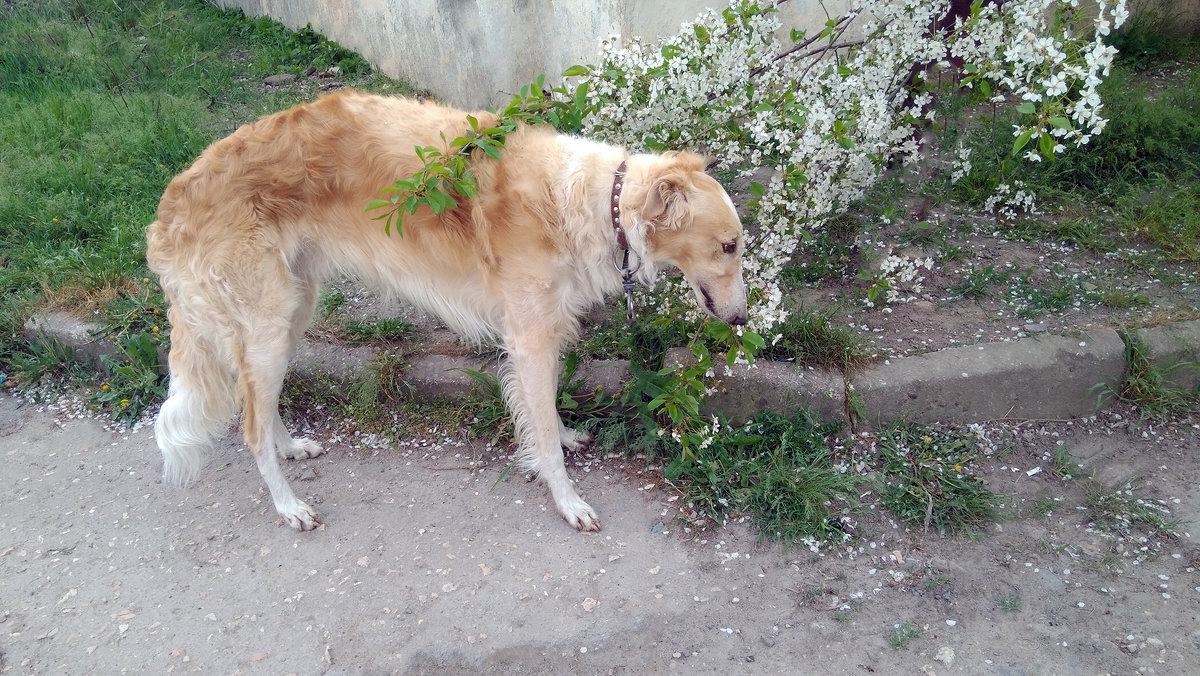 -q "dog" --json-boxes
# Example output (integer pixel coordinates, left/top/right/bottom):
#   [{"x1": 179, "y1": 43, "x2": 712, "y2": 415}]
[{"x1": 145, "y1": 90, "x2": 747, "y2": 532}]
